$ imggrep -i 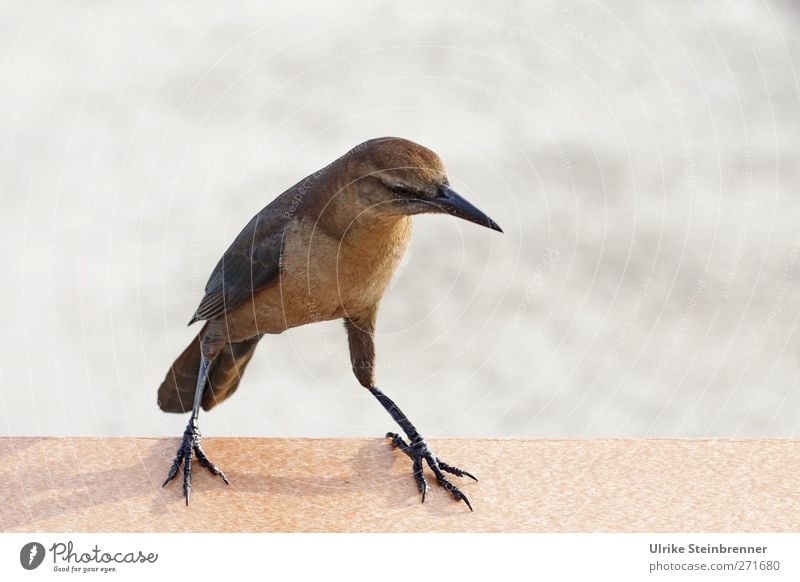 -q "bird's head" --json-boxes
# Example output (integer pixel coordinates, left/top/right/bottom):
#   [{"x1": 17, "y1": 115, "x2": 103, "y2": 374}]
[{"x1": 345, "y1": 137, "x2": 503, "y2": 233}]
